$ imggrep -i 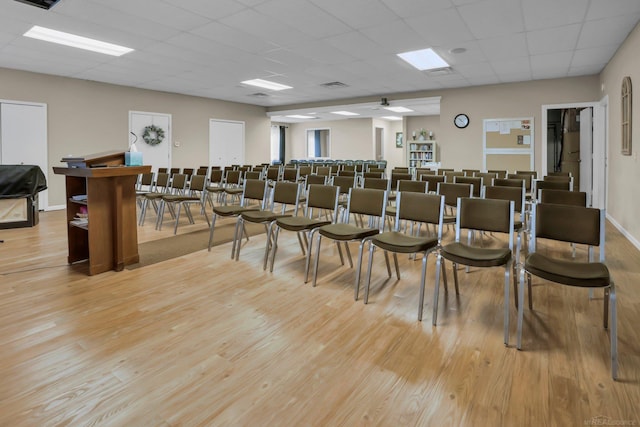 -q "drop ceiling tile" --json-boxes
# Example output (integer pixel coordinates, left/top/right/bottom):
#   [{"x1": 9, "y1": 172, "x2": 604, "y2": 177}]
[
  {"x1": 586, "y1": 0, "x2": 640, "y2": 21},
  {"x1": 360, "y1": 19, "x2": 427, "y2": 51},
  {"x1": 478, "y1": 33, "x2": 528, "y2": 60},
  {"x1": 571, "y1": 45, "x2": 617, "y2": 68},
  {"x1": 437, "y1": 41, "x2": 487, "y2": 65},
  {"x1": 455, "y1": 62, "x2": 496, "y2": 78},
  {"x1": 498, "y1": 72, "x2": 533, "y2": 83},
  {"x1": 406, "y1": 7, "x2": 475, "y2": 47},
  {"x1": 191, "y1": 22, "x2": 280, "y2": 54},
  {"x1": 530, "y1": 52, "x2": 572, "y2": 79},
  {"x1": 522, "y1": 0, "x2": 588, "y2": 31},
  {"x1": 458, "y1": 0, "x2": 525, "y2": 39},
  {"x1": 162, "y1": 0, "x2": 247, "y2": 20},
  {"x1": 492, "y1": 57, "x2": 531, "y2": 75},
  {"x1": 220, "y1": 8, "x2": 313, "y2": 48},
  {"x1": 290, "y1": 40, "x2": 357, "y2": 65},
  {"x1": 325, "y1": 31, "x2": 385, "y2": 60},
  {"x1": 310, "y1": 0, "x2": 397, "y2": 30},
  {"x1": 381, "y1": 0, "x2": 454, "y2": 18},
  {"x1": 568, "y1": 64, "x2": 605, "y2": 77},
  {"x1": 577, "y1": 14, "x2": 640, "y2": 49},
  {"x1": 255, "y1": 0, "x2": 352, "y2": 38},
  {"x1": 466, "y1": 75, "x2": 501, "y2": 86},
  {"x1": 526, "y1": 24, "x2": 581, "y2": 55}
]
